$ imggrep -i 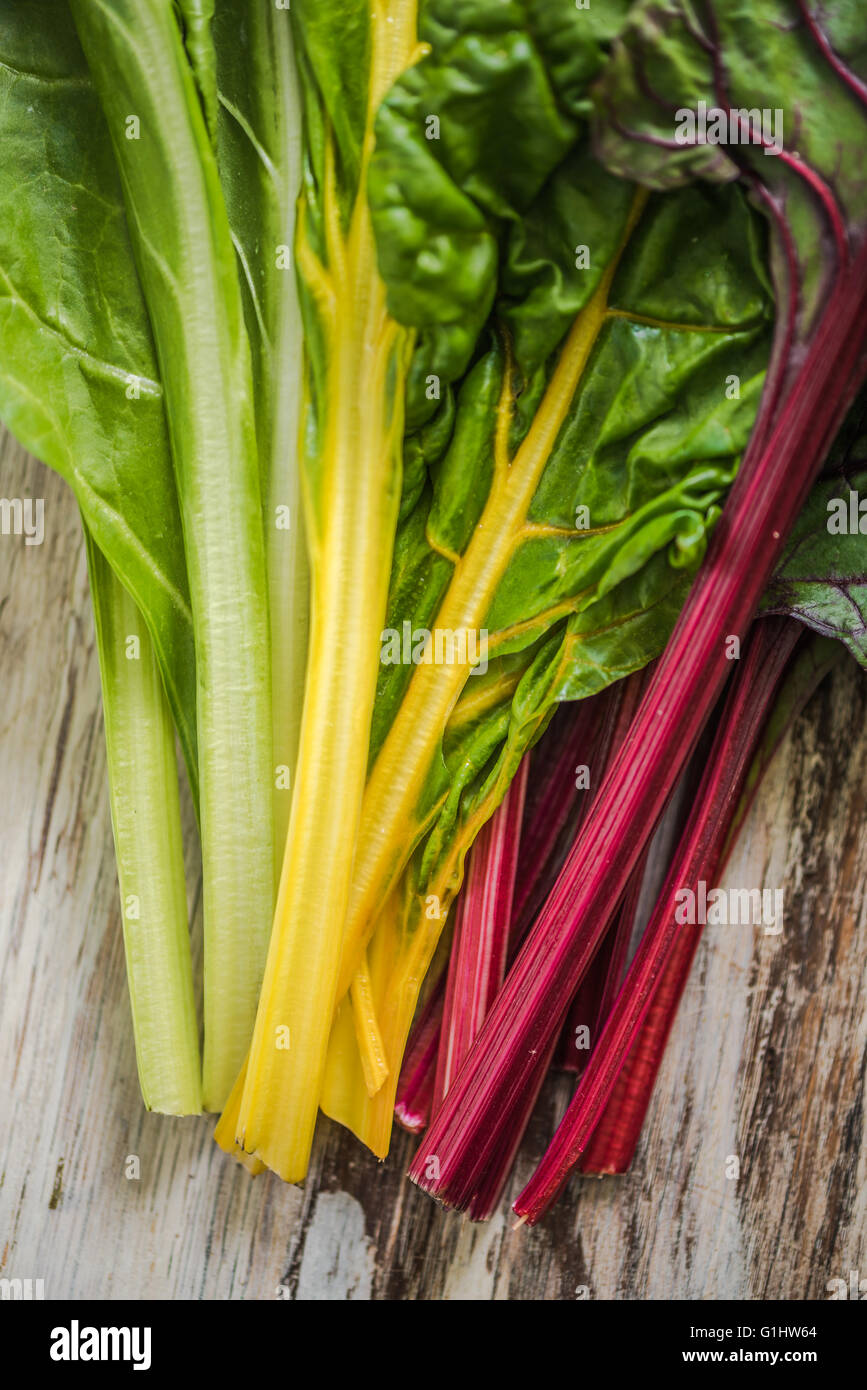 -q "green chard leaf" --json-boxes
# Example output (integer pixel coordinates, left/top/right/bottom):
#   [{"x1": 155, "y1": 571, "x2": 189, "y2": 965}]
[
  {"x1": 0, "y1": 0, "x2": 197, "y2": 793},
  {"x1": 589, "y1": 0, "x2": 867, "y2": 655},
  {"x1": 591, "y1": 0, "x2": 867, "y2": 418},
  {"x1": 370, "y1": 0, "x2": 633, "y2": 426},
  {"x1": 360, "y1": 17, "x2": 771, "y2": 934},
  {"x1": 761, "y1": 468, "x2": 867, "y2": 665}
]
